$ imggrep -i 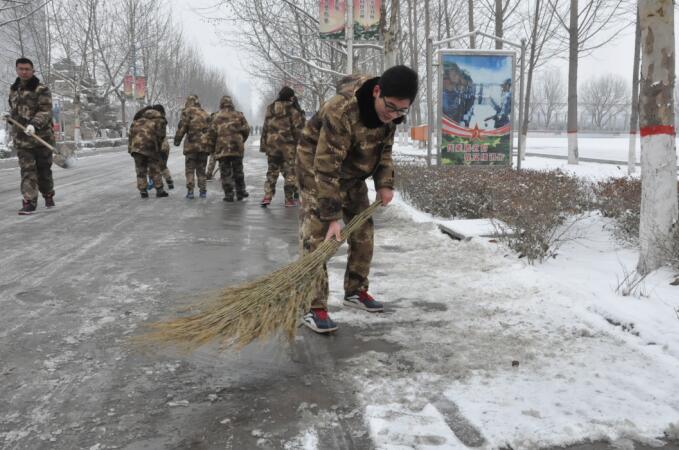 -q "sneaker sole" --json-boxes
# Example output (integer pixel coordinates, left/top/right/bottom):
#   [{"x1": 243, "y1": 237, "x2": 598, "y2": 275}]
[
  {"x1": 342, "y1": 299, "x2": 384, "y2": 312},
  {"x1": 18, "y1": 211, "x2": 34, "y2": 215},
  {"x1": 302, "y1": 318, "x2": 338, "y2": 333}
]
